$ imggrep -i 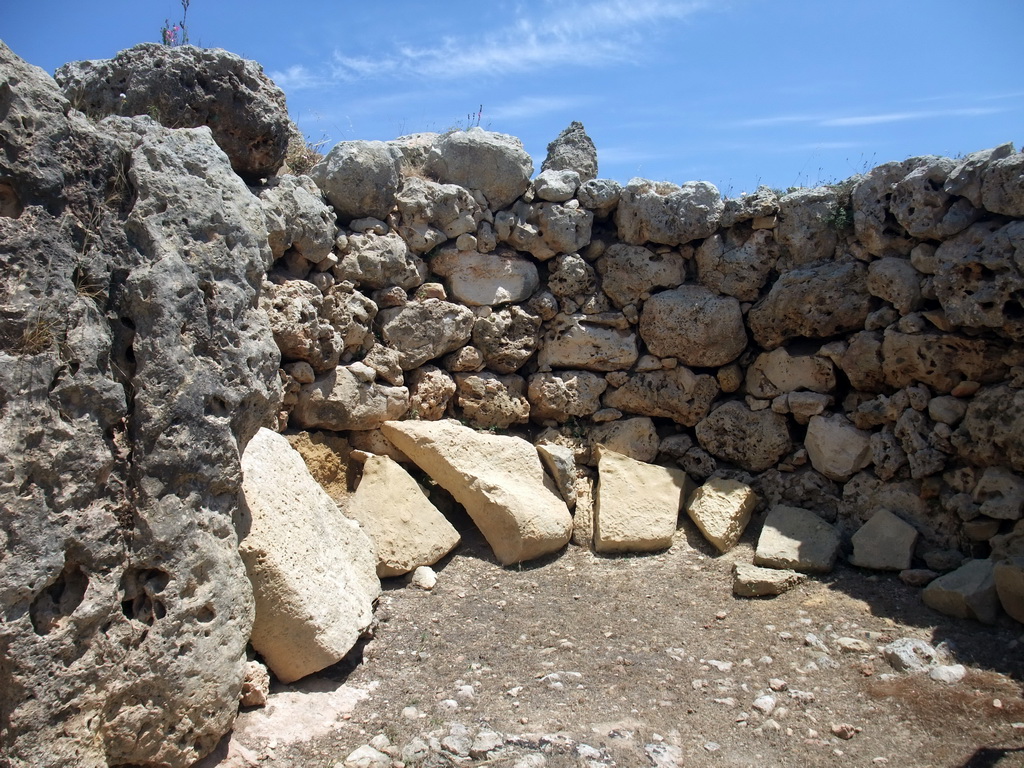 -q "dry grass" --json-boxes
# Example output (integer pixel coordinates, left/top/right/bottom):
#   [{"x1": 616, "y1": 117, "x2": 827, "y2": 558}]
[{"x1": 866, "y1": 669, "x2": 1024, "y2": 730}]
